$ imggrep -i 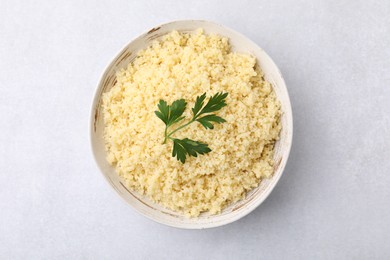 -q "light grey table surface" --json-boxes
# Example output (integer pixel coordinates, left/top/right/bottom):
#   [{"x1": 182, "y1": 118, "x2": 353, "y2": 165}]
[{"x1": 1, "y1": 0, "x2": 389, "y2": 259}]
